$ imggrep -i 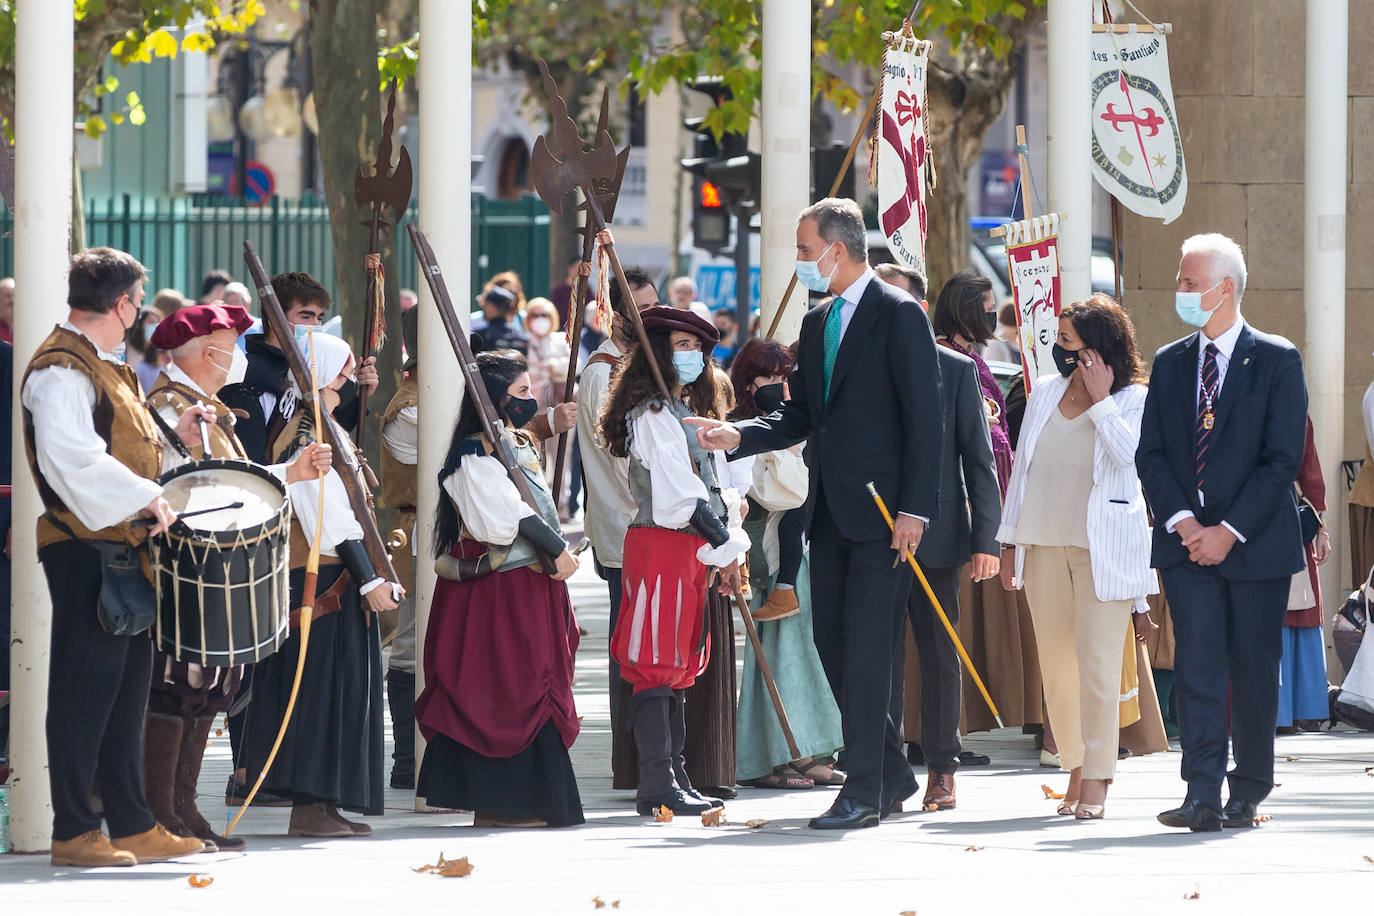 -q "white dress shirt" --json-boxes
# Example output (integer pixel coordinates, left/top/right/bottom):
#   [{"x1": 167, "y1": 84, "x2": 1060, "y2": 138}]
[
  {"x1": 441, "y1": 454, "x2": 536, "y2": 546},
  {"x1": 22, "y1": 322, "x2": 162, "y2": 532},
  {"x1": 1164, "y1": 317, "x2": 1248, "y2": 542},
  {"x1": 381, "y1": 404, "x2": 418, "y2": 465}
]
